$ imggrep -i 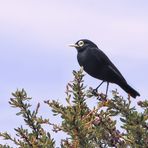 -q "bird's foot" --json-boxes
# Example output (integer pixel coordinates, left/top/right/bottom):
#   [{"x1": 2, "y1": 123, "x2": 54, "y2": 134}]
[
  {"x1": 89, "y1": 87, "x2": 108, "y2": 101},
  {"x1": 92, "y1": 88, "x2": 99, "y2": 96},
  {"x1": 87, "y1": 87, "x2": 99, "y2": 98},
  {"x1": 97, "y1": 93, "x2": 107, "y2": 102}
]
